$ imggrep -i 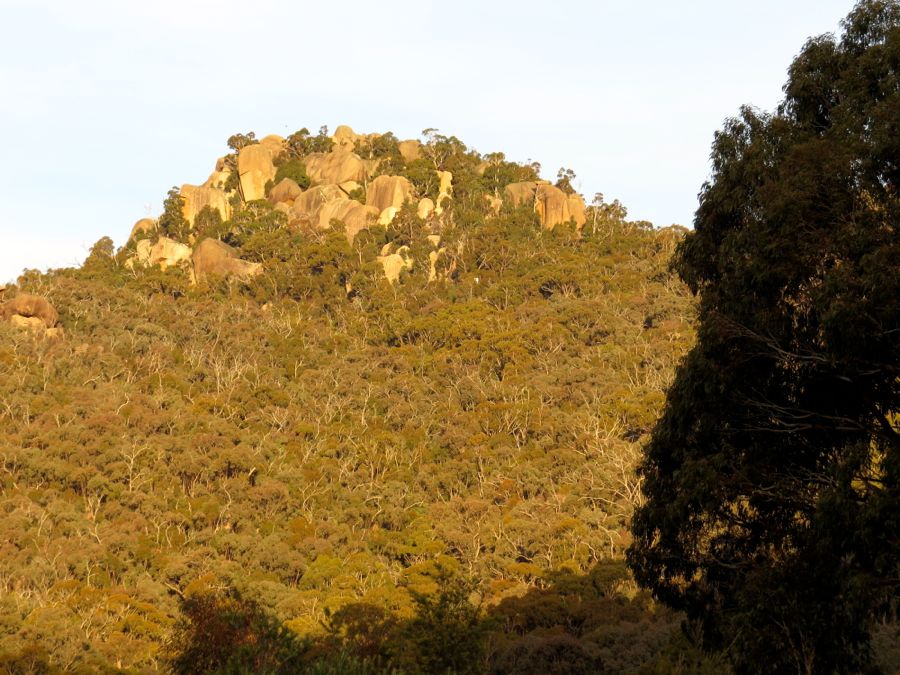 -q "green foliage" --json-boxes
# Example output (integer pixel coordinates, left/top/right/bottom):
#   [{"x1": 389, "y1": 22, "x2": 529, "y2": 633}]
[
  {"x1": 628, "y1": 3, "x2": 900, "y2": 673},
  {"x1": 481, "y1": 154, "x2": 540, "y2": 194},
  {"x1": 404, "y1": 158, "x2": 439, "y2": 199},
  {"x1": 227, "y1": 131, "x2": 257, "y2": 152},
  {"x1": 224, "y1": 169, "x2": 240, "y2": 195},
  {"x1": 274, "y1": 158, "x2": 311, "y2": 189},
  {"x1": 80, "y1": 237, "x2": 119, "y2": 283},
  {"x1": 217, "y1": 200, "x2": 287, "y2": 250},
  {"x1": 420, "y1": 128, "x2": 467, "y2": 171},
  {"x1": 555, "y1": 167, "x2": 577, "y2": 195},
  {"x1": 193, "y1": 205, "x2": 223, "y2": 242},
  {"x1": 285, "y1": 126, "x2": 332, "y2": 157},
  {"x1": 359, "y1": 132, "x2": 405, "y2": 175},
  {"x1": 158, "y1": 186, "x2": 189, "y2": 240}
]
